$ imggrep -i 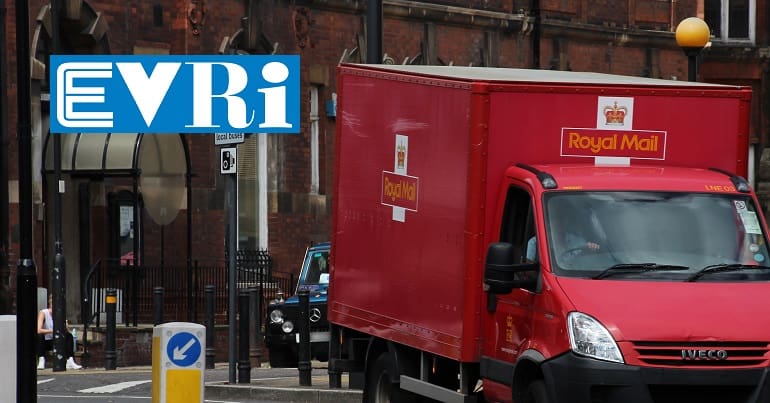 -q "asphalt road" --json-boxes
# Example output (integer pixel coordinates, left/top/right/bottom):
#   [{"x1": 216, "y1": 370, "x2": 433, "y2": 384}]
[{"x1": 34, "y1": 363, "x2": 354, "y2": 403}]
